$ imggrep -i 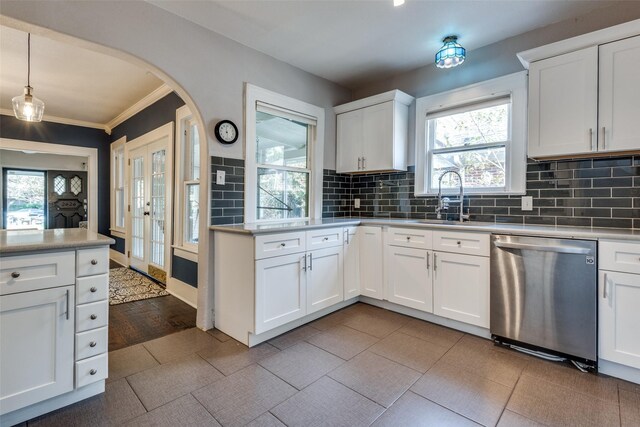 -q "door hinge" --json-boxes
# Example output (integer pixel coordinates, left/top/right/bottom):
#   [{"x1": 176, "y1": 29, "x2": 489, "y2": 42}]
[
  {"x1": 127, "y1": 250, "x2": 130, "y2": 258},
  {"x1": 128, "y1": 205, "x2": 130, "y2": 212},
  {"x1": 128, "y1": 159, "x2": 131, "y2": 166}
]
